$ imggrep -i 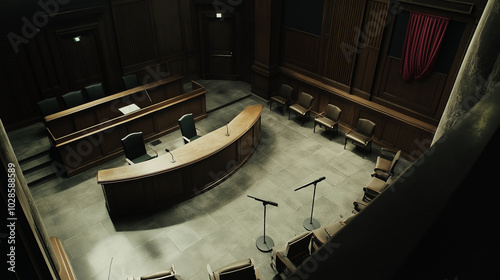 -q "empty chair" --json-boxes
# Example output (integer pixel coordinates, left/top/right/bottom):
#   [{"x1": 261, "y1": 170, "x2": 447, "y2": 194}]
[
  {"x1": 207, "y1": 258, "x2": 262, "y2": 280},
  {"x1": 122, "y1": 74, "x2": 138, "y2": 90},
  {"x1": 310, "y1": 215, "x2": 355, "y2": 252},
  {"x1": 270, "y1": 84, "x2": 293, "y2": 115},
  {"x1": 37, "y1": 97, "x2": 61, "y2": 117},
  {"x1": 363, "y1": 176, "x2": 394, "y2": 202},
  {"x1": 313, "y1": 104, "x2": 342, "y2": 140},
  {"x1": 178, "y1": 113, "x2": 201, "y2": 144},
  {"x1": 127, "y1": 264, "x2": 179, "y2": 280},
  {"x1": 84, "y1": 83, "x2": 105, "y2": 101},
  {"x1": 372, "y1": 148, "x2": 401, "y2": 180},
  {"x1": 344, "y1": 118, "x2": 376, "y2": 158},
  {"x1": 62, "y1": 90, "x2": 85, "y2": 109},
  {"x1": 353, "y1": 200, "x2": 370, "y2": 213},
  {"x1": 288, "y1": 92, "x2": 314, "y2": 126},
  {"x1": 271, "y1": 231, "x2": 312, "y2": 274},
  {"x1": 121, "y1": 132, "x2": 158, "y2": 165}
]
